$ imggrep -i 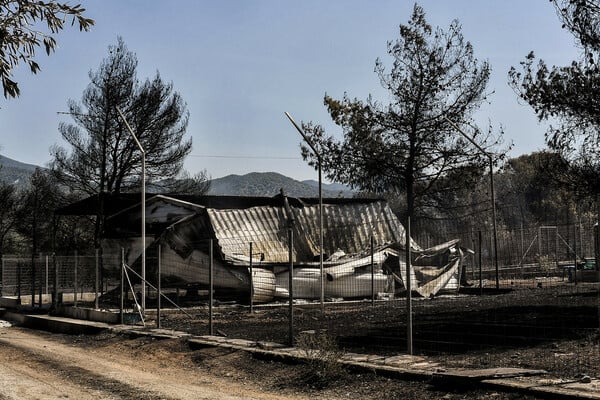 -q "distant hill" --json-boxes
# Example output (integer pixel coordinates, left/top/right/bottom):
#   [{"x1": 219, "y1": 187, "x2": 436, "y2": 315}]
[
  {"x1": 0, "y1": 155, "x2": 39, "y2": 188},
  {"x1": 0, "y1": 156, "x2": 354, "y2": 198},
  {"x1": 208, "y1": 172, "x2": 354, "y2": 198}
]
